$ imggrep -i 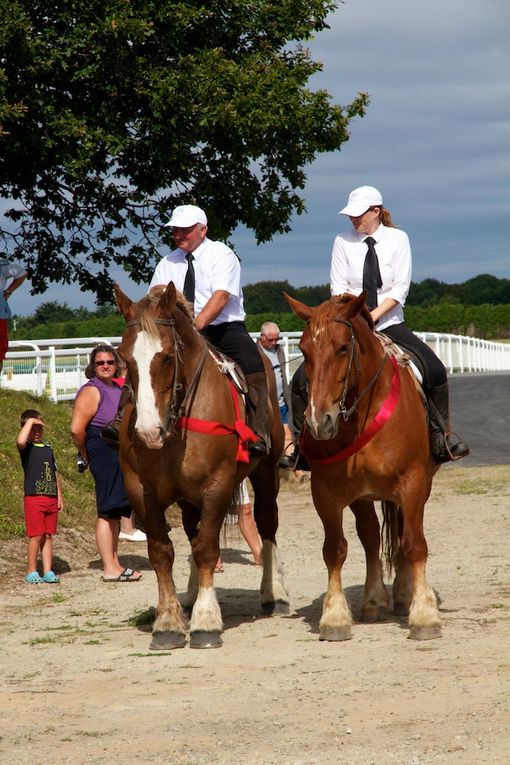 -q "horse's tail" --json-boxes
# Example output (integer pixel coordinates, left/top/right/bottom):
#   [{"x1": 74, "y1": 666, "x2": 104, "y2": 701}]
[{"x1": 381, "y1": 500, "x2": 401, "y2": 577}]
